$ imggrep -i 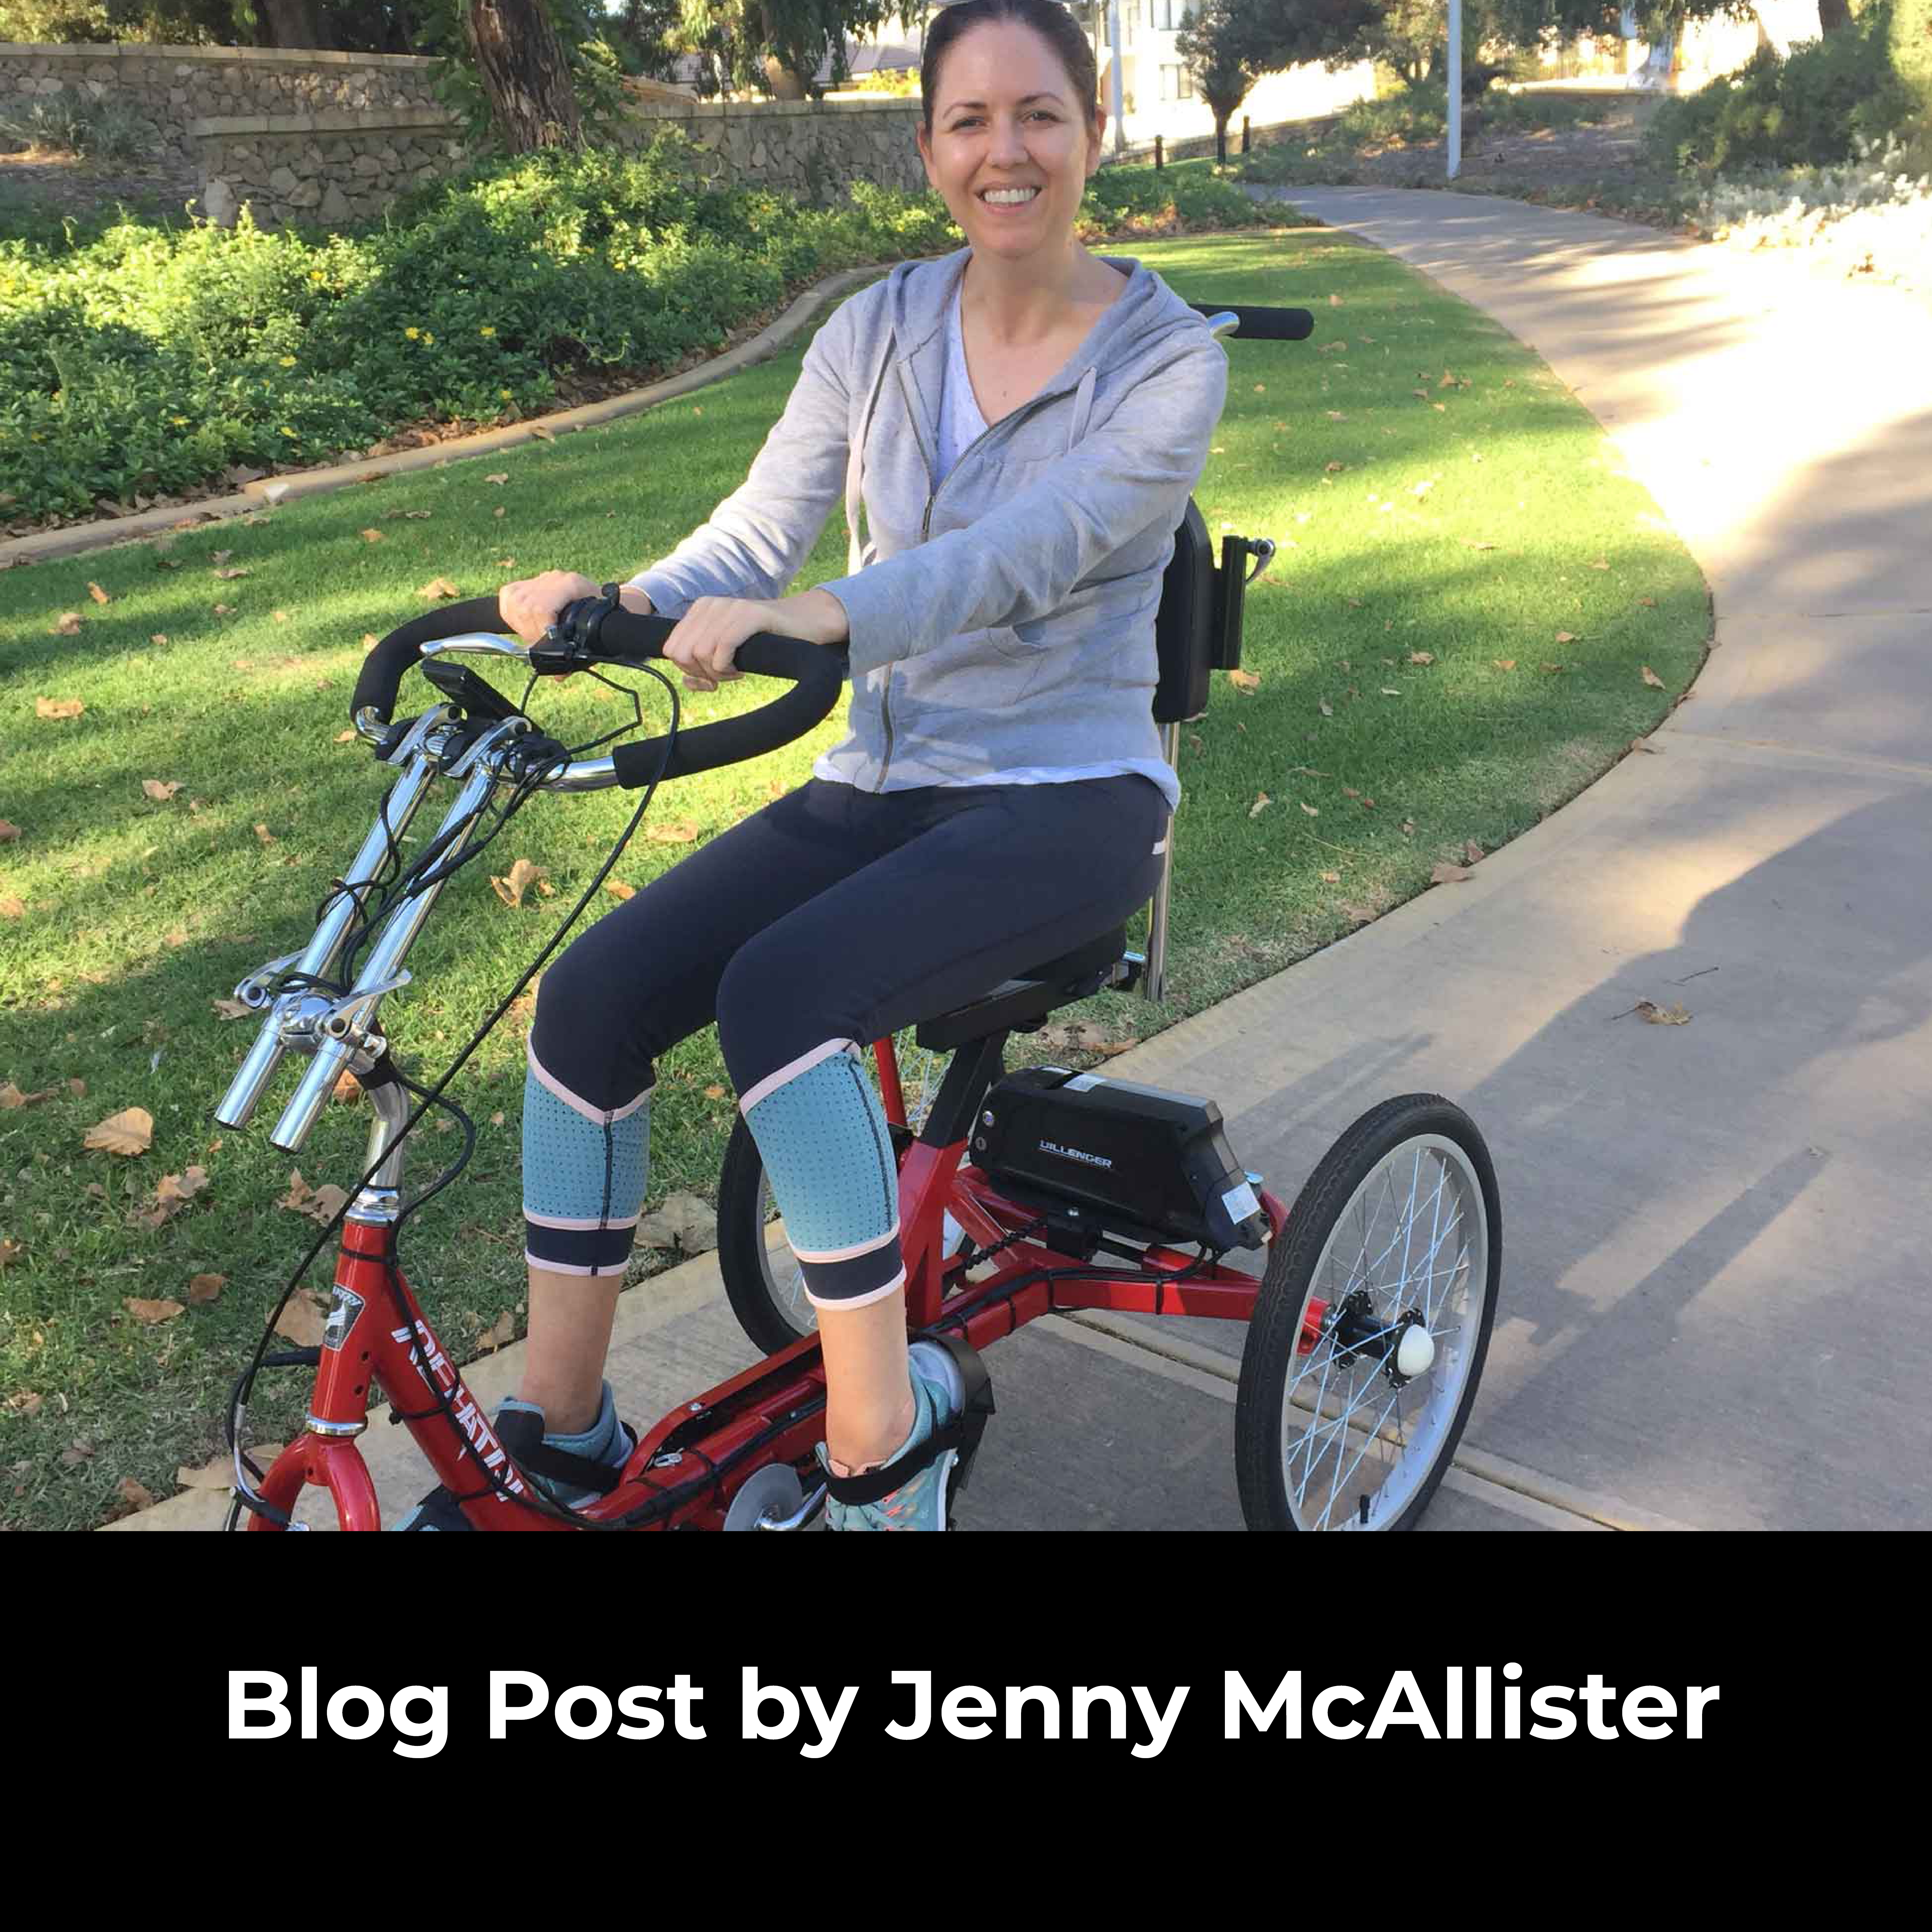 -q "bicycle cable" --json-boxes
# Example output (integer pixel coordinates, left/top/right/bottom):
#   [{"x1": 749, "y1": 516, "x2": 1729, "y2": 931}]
[{"x1": 225, "y1": 657, "x2": 682, "y2": 1531}]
